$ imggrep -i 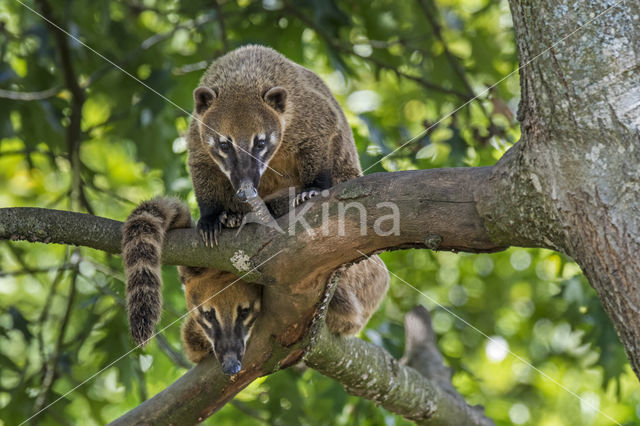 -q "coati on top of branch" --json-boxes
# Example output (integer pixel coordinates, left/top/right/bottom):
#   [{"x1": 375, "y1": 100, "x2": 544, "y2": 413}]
[
  {"x1": 123, "y1": 45, "x2": 389, "y2": 375},
  {"x1": 188, "y1": 44, "x2": 362, "y2": 245}
]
